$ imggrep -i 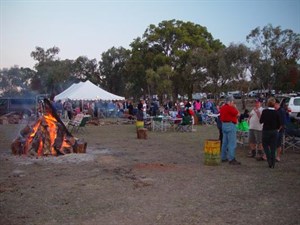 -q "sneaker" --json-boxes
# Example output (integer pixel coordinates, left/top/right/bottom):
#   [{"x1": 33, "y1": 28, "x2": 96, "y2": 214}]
[
  {"x1": 221, "y1": 159, "x2": 228, "y2": 162},
  {"x1": 276, "y1": 157, "x2": 281, "y2": 162},
  {"x1": 229, "y1": 159, "x2": 241, "y2": 165}
]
